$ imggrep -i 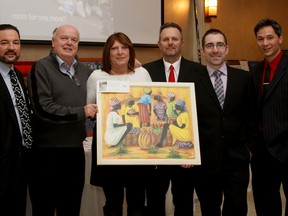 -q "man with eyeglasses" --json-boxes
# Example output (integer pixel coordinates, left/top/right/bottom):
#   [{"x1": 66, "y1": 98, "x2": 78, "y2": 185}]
[
  {"x1": 188, "y1": 28, "x2": 256, "y2": 216},
  {"x1": 27, "y1": 24, "x2": 97, "y2": 215}
]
